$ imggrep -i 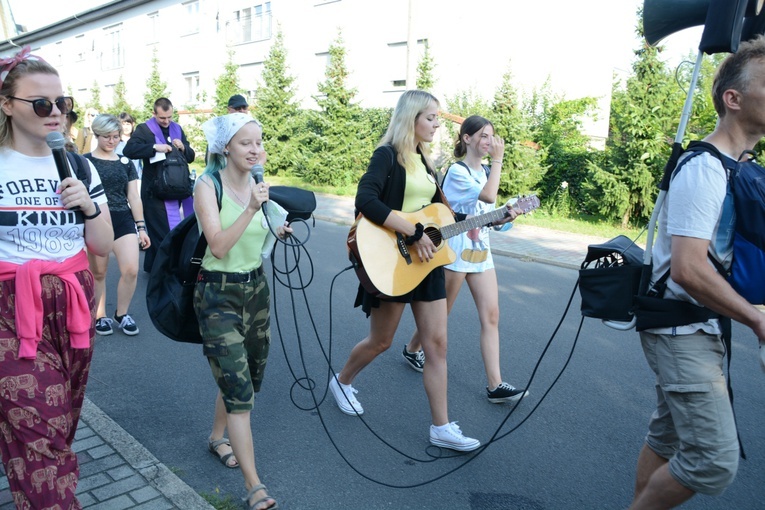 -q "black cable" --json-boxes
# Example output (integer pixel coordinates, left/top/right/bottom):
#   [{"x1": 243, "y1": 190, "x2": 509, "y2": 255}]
[{"x1": 265, "y1": 218, "x2": 591, "y2": 487}]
